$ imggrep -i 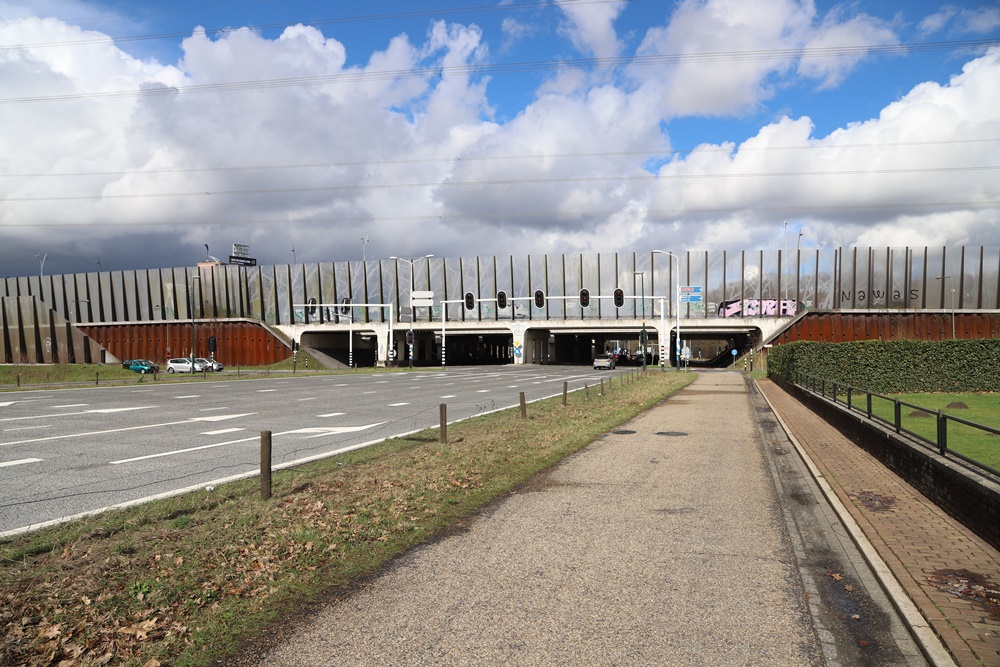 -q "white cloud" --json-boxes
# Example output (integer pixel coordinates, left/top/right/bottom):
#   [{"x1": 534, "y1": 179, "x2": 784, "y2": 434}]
[
  {"x1": 920, "y1": 4, "x2": 1000, "y2": 36},
  {"x1": 557, "y1": 0, "x2": 626, "y2": 59}
]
